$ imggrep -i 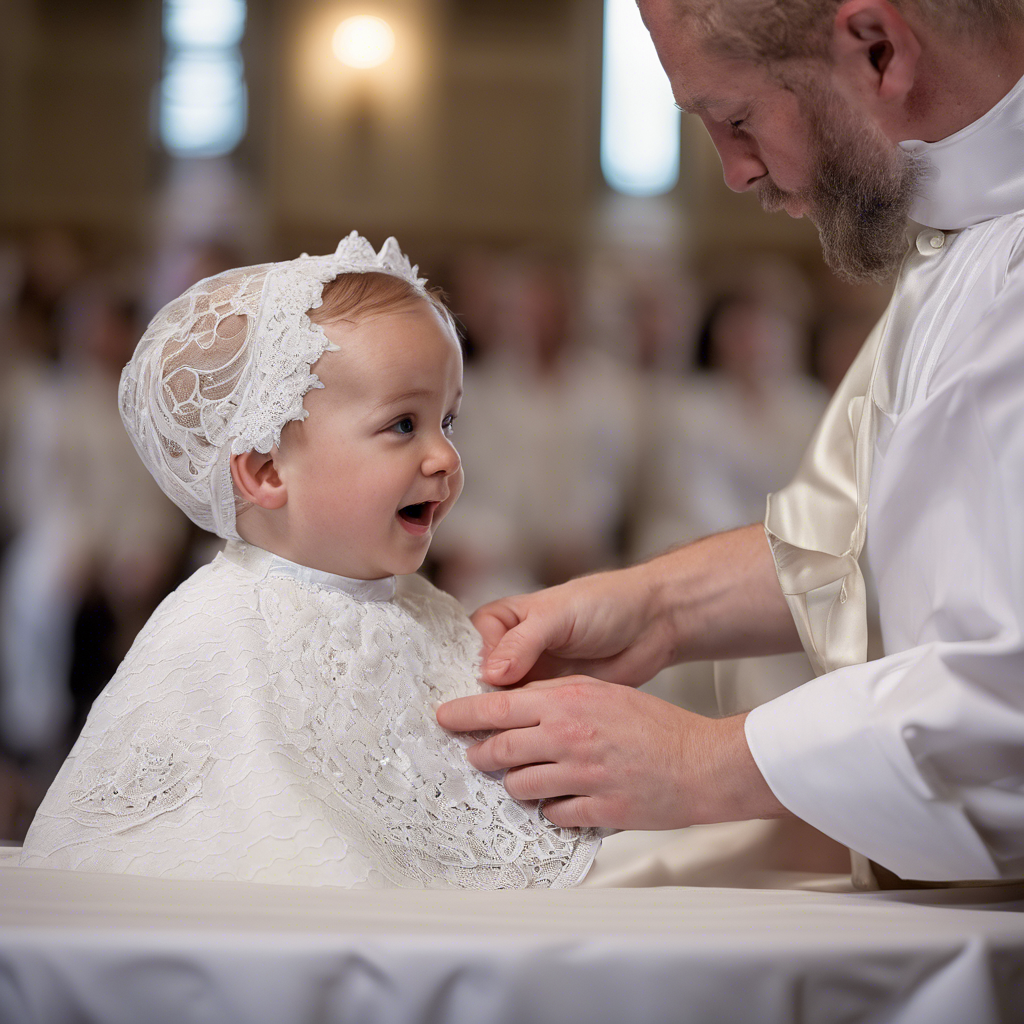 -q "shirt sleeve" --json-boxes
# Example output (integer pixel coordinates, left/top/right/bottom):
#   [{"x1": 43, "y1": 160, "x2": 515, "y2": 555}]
[{"x1": 746, "y1": 251, "x2": 1024, "y2": 882}]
